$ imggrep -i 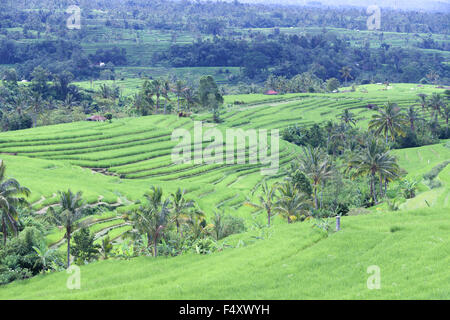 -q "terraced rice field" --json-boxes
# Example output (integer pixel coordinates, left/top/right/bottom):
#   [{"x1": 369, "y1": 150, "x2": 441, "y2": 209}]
[{"x1": 0, "y1": 84, "x2": 446, "y2": 252}]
